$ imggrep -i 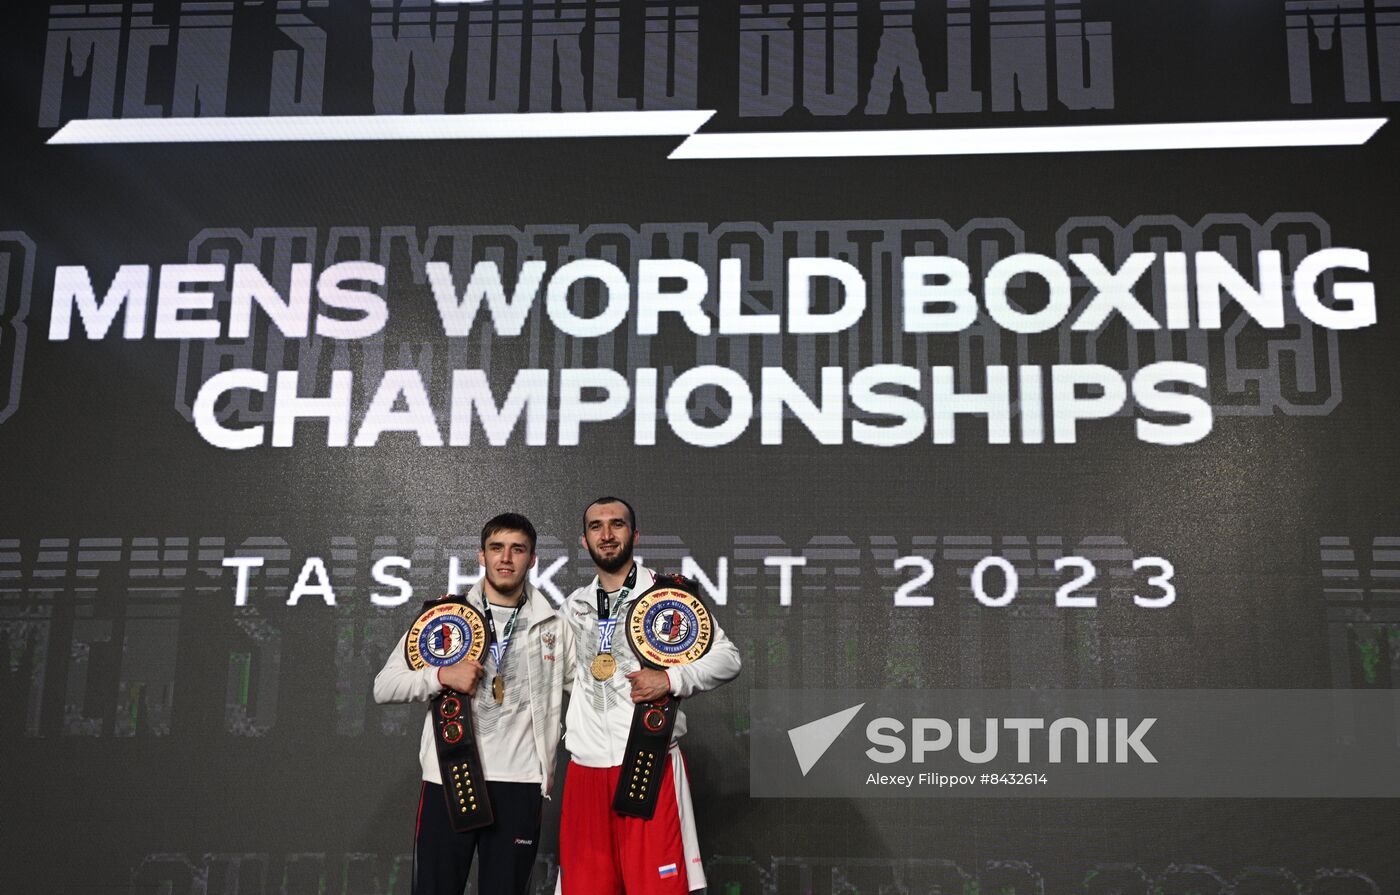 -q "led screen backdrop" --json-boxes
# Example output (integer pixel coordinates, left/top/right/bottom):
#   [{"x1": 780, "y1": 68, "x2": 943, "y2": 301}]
[{"x1": 3, "y1": 1, "x2": 1400, "y2": 892}]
